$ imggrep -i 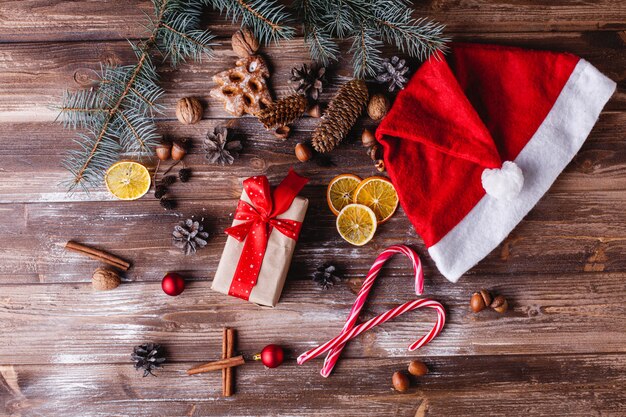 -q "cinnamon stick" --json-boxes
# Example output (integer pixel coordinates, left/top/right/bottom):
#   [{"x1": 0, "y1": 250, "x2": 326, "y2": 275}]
[
  {"x1": 186, "y1": 355, "x2": 245, "y2": 375},
  {"x1": 221, "y1": 328, "x2": 228, "y2": 395},
  {"x1": 65, "y1": 241, "x2": 130, "y2": 271},
  {"x1": 224, "y1": 328, "x2": 235, "y2": 396}
]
